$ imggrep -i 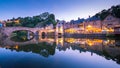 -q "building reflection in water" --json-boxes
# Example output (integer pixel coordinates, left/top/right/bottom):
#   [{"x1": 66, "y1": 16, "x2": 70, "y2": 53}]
[{"x1": 0, "y1": 36, "x2": 120, "y2": 64}]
